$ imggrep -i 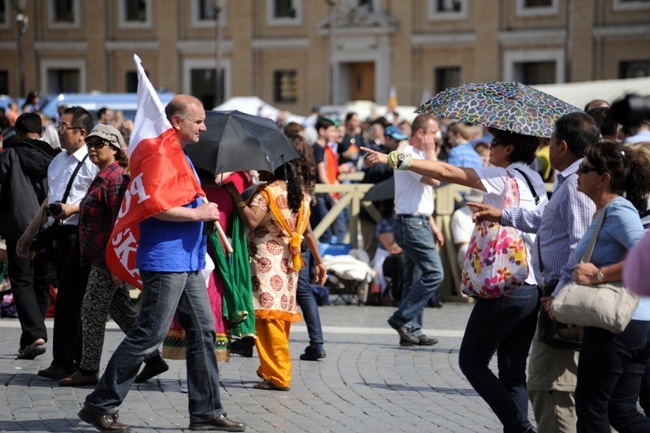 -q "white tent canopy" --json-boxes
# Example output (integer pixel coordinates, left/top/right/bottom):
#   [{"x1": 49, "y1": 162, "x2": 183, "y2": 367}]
[
  {"x1": 533, "y1": 76, "x2": 650, "y2": 110},
  {"x1": 213, "y1": 96, "x2": 305, "y2": 124}
]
